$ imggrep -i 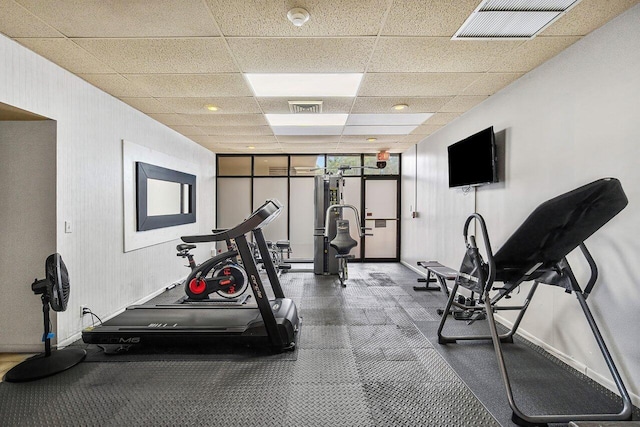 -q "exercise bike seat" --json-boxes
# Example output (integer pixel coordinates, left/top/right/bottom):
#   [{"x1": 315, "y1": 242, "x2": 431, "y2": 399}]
[
  {"x1": 330, "y1": 219, "x2": 358, "y2": 255},
  {"x1": 176, "y1": 243, "x2": 196, "y2": 252}
]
